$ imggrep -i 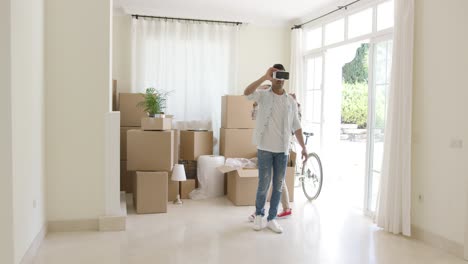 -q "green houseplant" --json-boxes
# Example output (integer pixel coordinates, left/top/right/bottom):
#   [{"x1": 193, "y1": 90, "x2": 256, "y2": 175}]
[{"x1": 137, "y1": 88, "x2": 171, "y2": 118}]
